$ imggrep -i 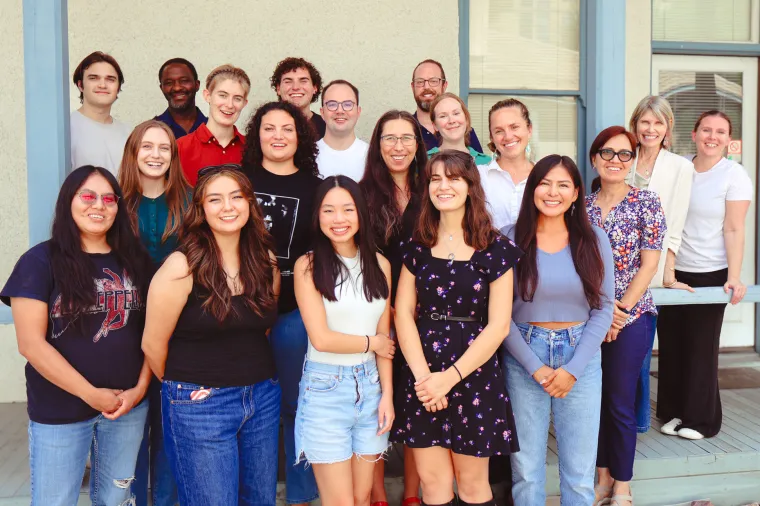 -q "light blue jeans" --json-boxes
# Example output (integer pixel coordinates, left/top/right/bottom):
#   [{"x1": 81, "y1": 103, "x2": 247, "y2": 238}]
[
  {"x1": 29, "y1": 399, "x2": 148, "y2": 506},
  {"x1": 504, "y1": 323, "x2": 602, "y2": 506},
  {"x1": 295, "y1": 359, "x2": 389, "y2": 464}
]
